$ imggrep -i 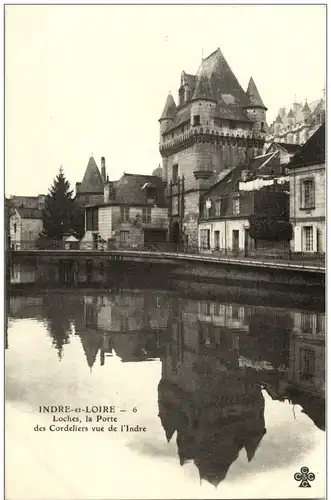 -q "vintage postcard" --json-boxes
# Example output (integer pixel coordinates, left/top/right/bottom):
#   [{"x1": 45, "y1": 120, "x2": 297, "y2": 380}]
[{"x1": 4, "y1": 3, "x2": 326, "y2": 500}]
